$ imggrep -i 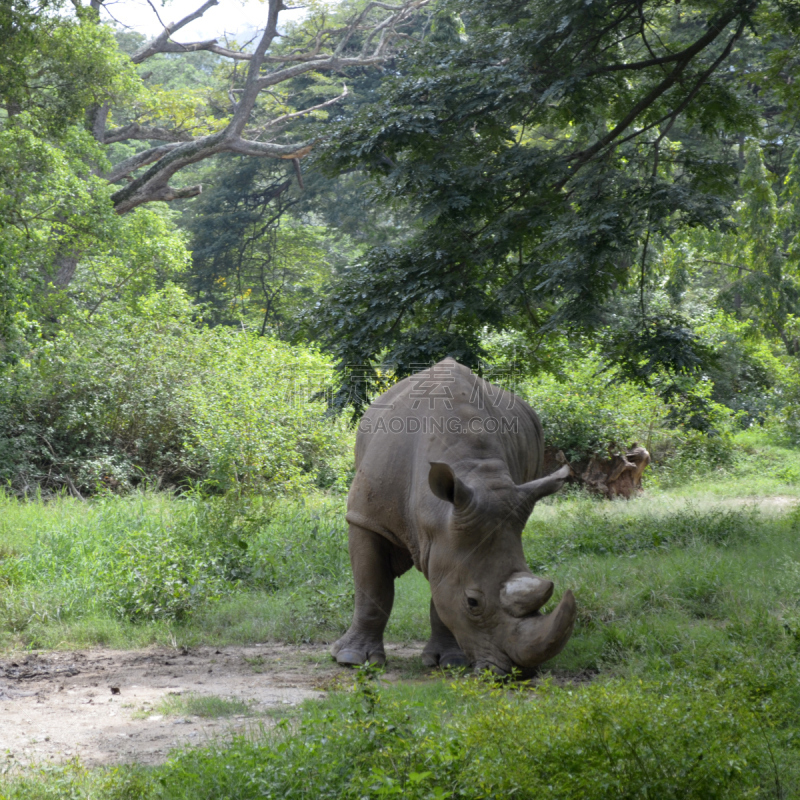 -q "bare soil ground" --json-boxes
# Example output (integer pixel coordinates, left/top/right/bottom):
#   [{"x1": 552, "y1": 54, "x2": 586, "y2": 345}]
[{"x1": 0, "y1": 642, "x2": 425, "y2": 768}]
